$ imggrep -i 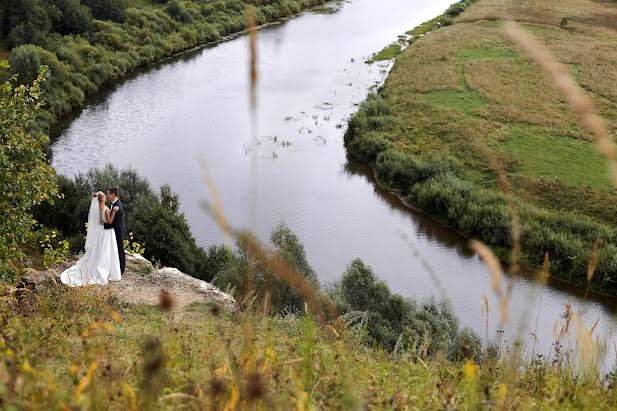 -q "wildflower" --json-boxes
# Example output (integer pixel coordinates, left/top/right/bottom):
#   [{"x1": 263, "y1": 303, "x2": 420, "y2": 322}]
[{"x1": 463, "y1": 360, "x2": 477, "y2": 379}]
